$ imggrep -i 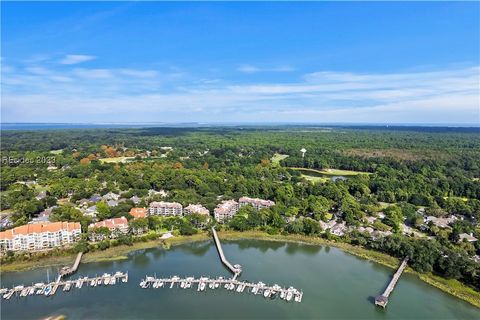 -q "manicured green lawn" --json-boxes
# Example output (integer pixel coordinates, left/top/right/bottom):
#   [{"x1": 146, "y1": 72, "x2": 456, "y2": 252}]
[
  {"x1": 99, "y1": 156, "x2": 135, "y2": 163},
  {"x1": 300, "y1": 174, "x2": 328, "y2": 183},
  {"x1": 271, "y1": 153, "x2": 289, "y2": 164}
]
